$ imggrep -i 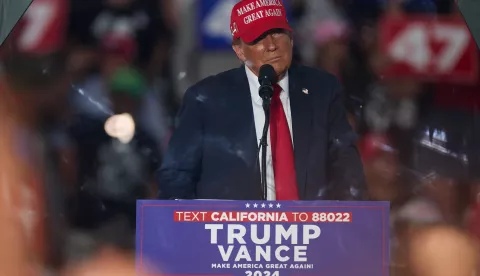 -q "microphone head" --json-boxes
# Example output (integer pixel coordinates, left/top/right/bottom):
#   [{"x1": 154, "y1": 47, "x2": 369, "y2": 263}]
[{"x1": 258, "y1": 64, "x2": 277, "y2": 85}]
